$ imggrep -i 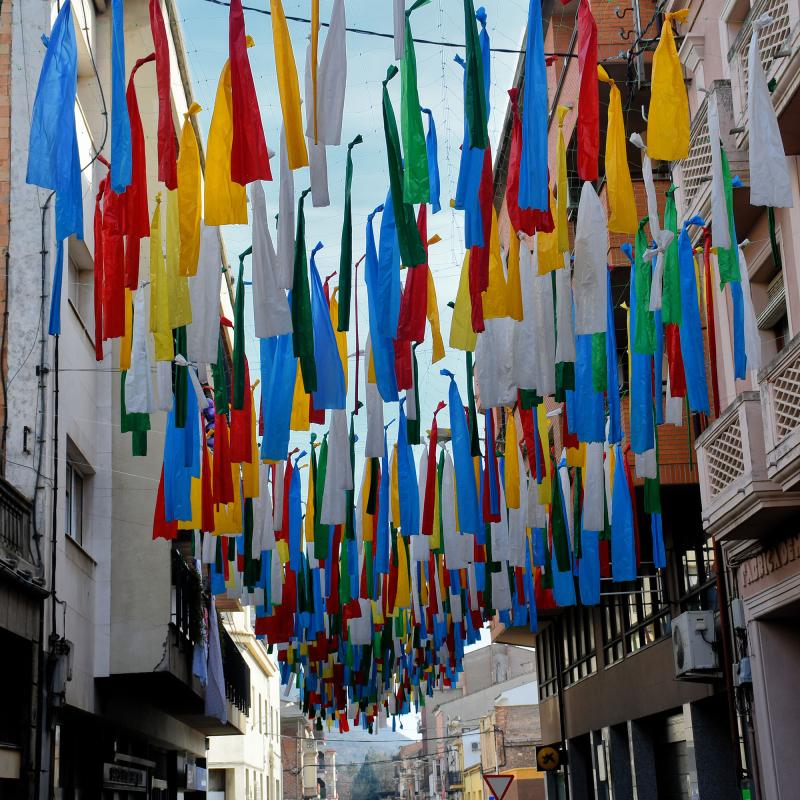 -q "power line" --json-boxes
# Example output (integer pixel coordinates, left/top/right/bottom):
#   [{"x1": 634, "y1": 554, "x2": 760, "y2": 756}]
[{"x1": 198, "y1": 0, "x2": 579, "y2": 57}]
